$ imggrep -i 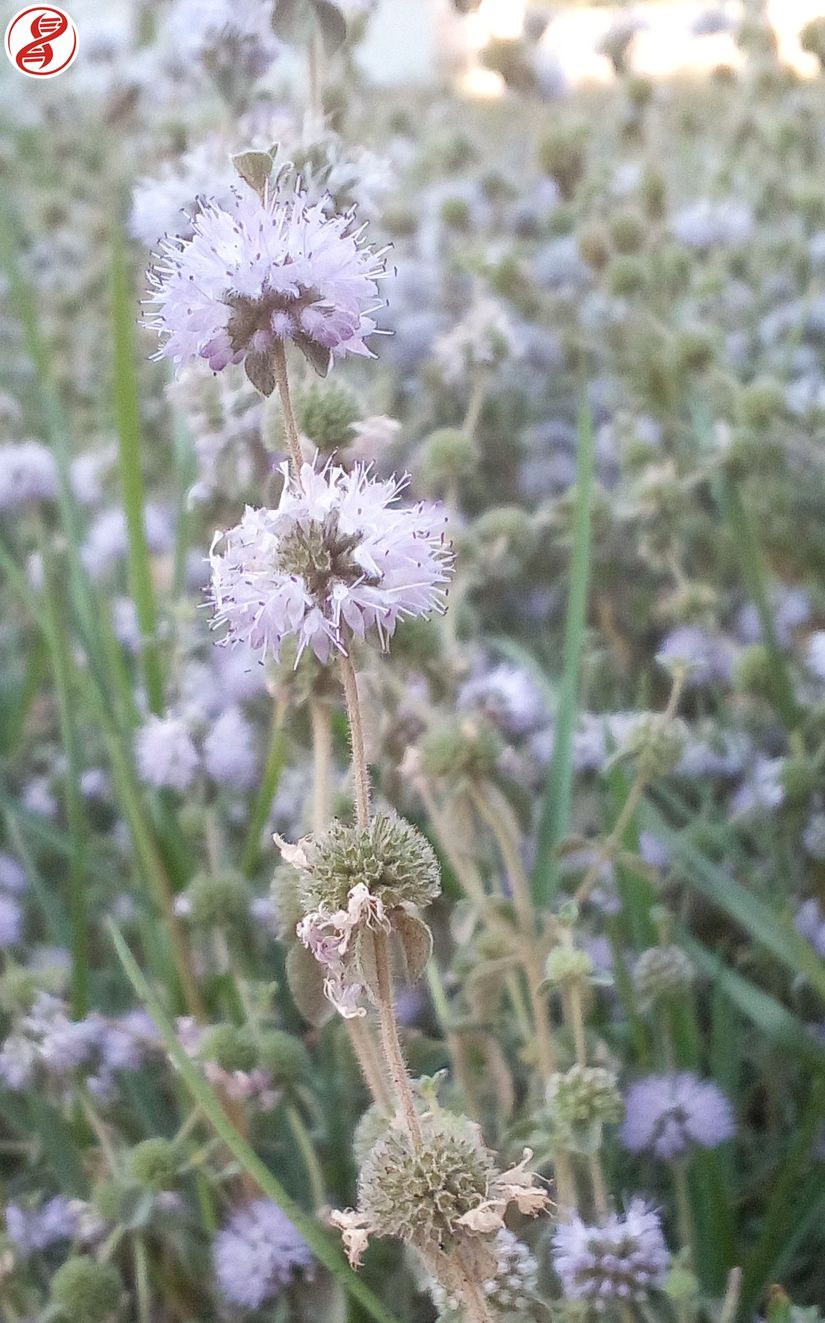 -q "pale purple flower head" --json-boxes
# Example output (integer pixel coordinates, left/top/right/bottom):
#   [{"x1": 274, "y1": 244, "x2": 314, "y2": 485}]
[
  {"x1": 0, "y1": 894, "x2": 23, "y2": 948},
  {"x1": 0, "y1": 852, "x2": 27, "y2": 893},
  {"x1": 621, "y1": 1072, "x2": 734, "y2": 1160},
  {"x1": 552, "y1": 1198, "x2": 670, "y2": 1306},
  {"x1": 6, "y1": 1196, "x2": 78, "y2": 1256},
  {"x1": 210, "y1": 460, "x2": 452, "y2": 664},
  {"x1": 213, "y1": 1199, "x2": 314, "y2": 1309},
  {"x1": 0, "y1": 441, "x2": 58, "y2": 511},
  {"x1": 136, "y1": 714, "x2": 200, "y2": 791},
  {"x1": 796, "y1": 899, "x2": 825, "y2": 959},
  {"x1": 203, "y1": 705, "x2": 258, "y2": 790},
  {"x1": 146, "y1": 185, "x2": 385, "y2": 390}
]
